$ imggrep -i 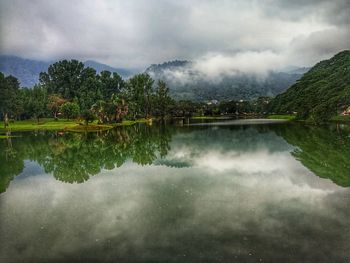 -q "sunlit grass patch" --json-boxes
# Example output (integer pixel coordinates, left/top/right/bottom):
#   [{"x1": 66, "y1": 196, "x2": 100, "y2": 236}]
[
  {"x1": 267, "y1": 114, "x2": 296, "y2": 121},
  {"x1": 331, "y1": 115, "x2": 350, "y2": 123}
]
